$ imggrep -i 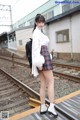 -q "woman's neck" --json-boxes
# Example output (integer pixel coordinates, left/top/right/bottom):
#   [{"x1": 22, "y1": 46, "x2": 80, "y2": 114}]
[{"x1": 36, "y1": 26, "x2": 43, "y2": 30}]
